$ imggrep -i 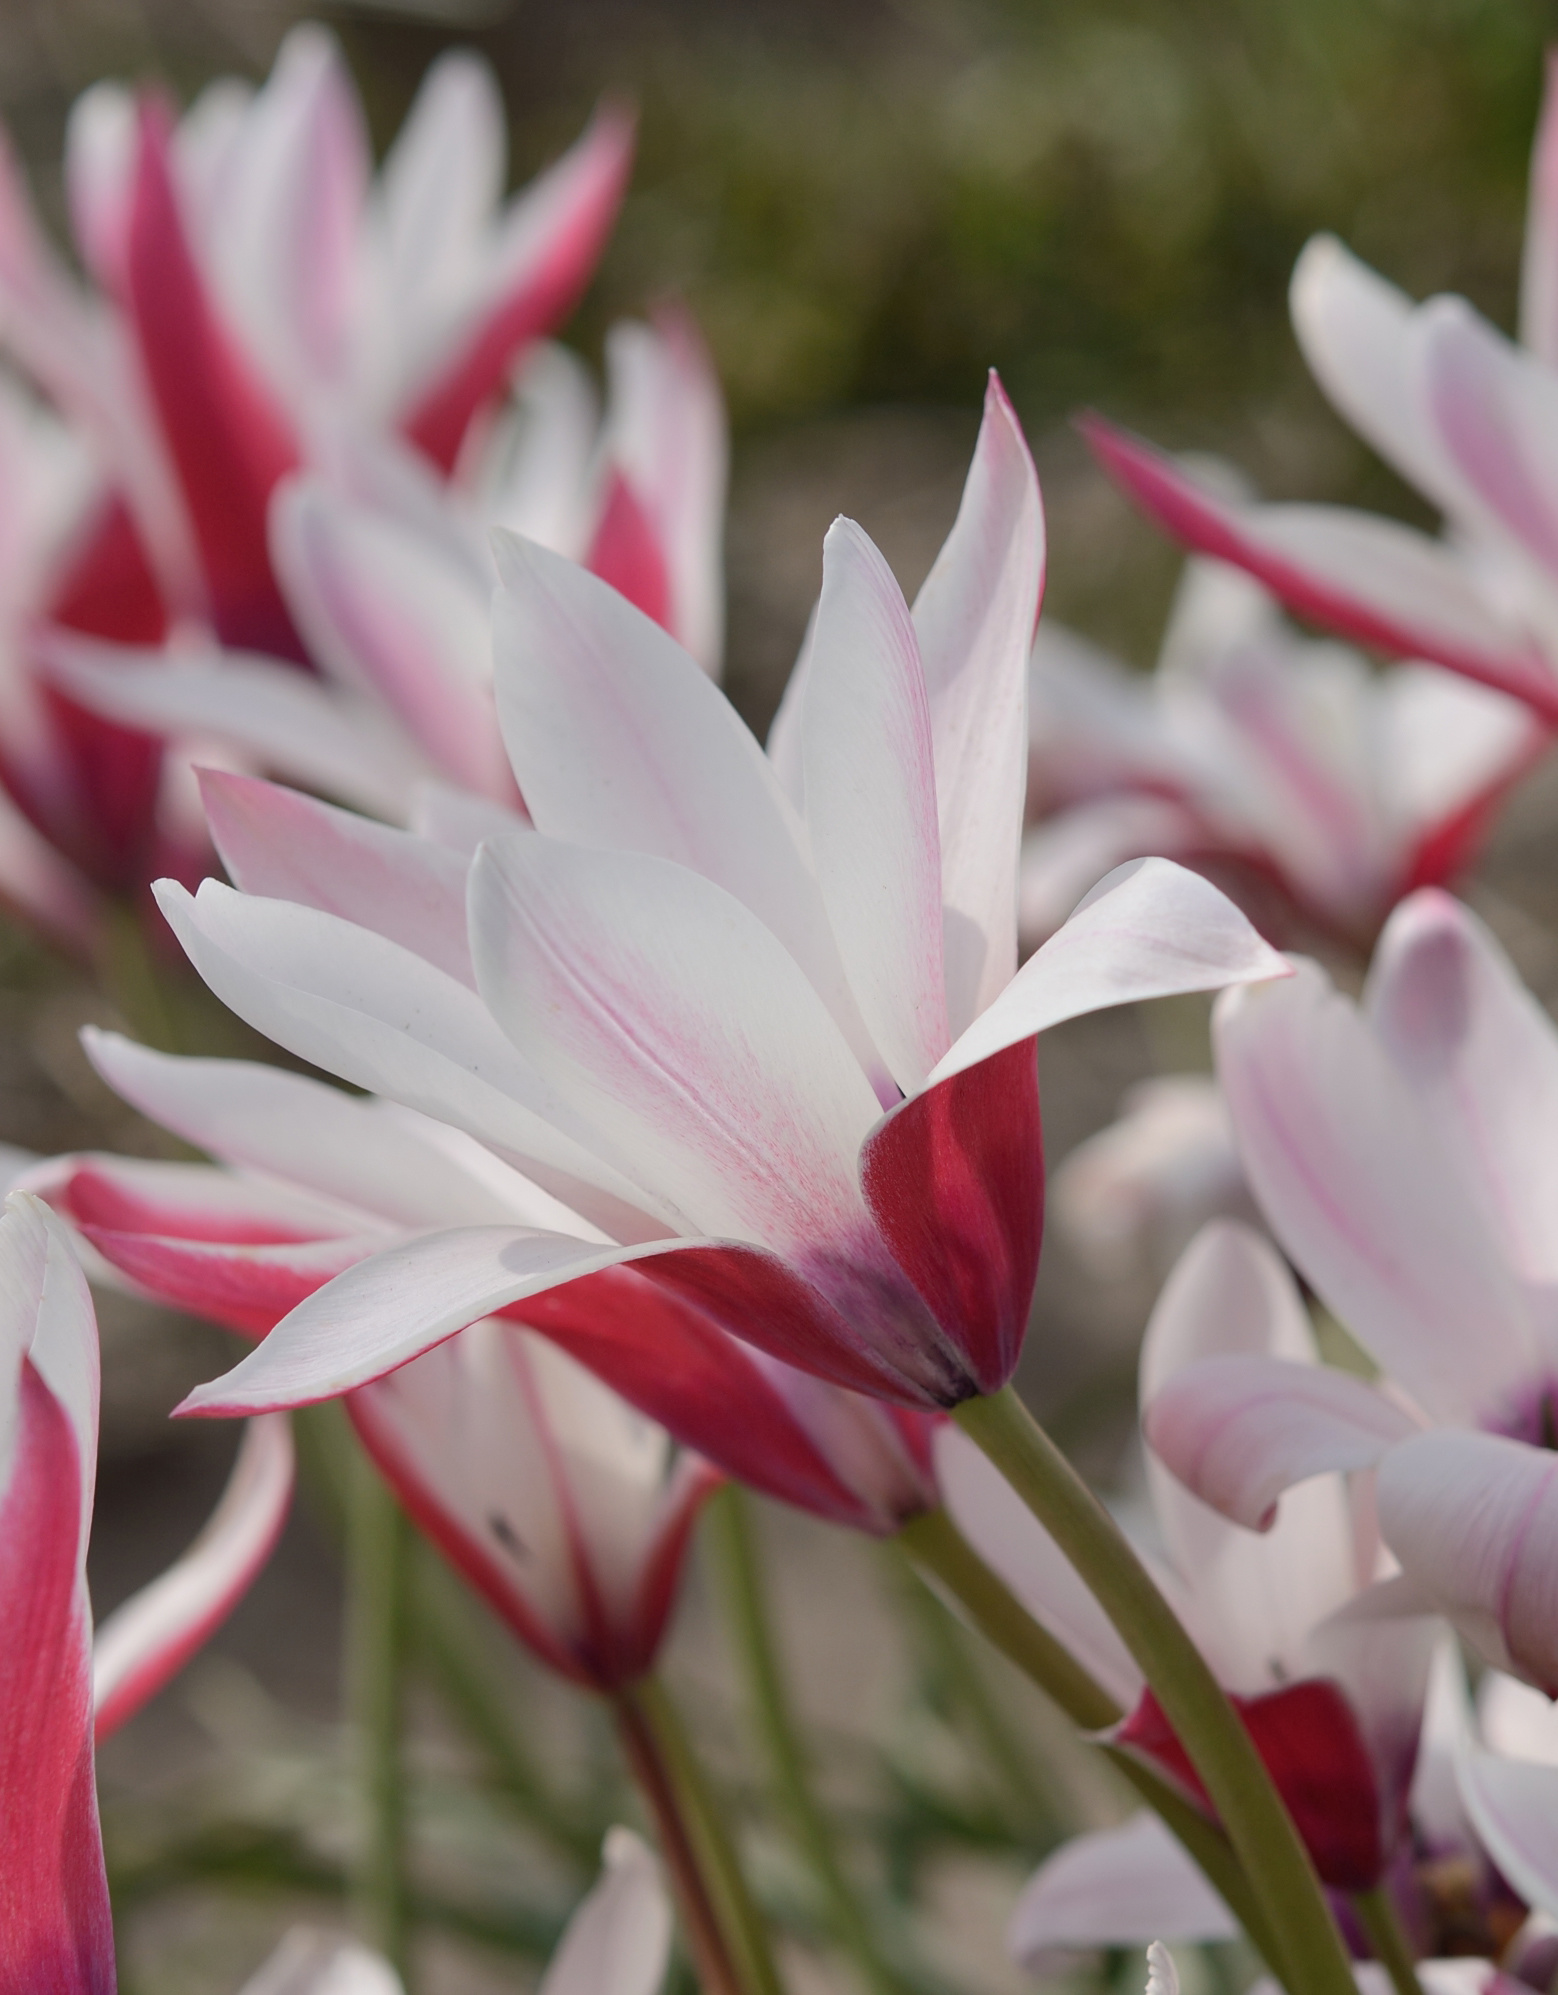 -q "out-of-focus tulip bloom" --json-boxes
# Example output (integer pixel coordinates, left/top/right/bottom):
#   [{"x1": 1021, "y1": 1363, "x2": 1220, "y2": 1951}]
[
  {"x1": 947, "y1": 1220, "x2": 1436, "y2": 1891},
  {"x1": 1148, "y1": 888, "x2": 1558, "y2": 1695},
  {"x1": 0, "y1": 25, "x2": 632, "y2": 940},
  {"x1": 44, "y1": 308, "x2": 728, "y2": 838},
  {"x1": 236, "y1": 1929, "x2": 403, "y2": 1994},
  {"x1": 135, "y1": 378, "x2": 1285, "y2": 1426},
  {"x1": 1082, "y1": 62, "x2": 1558, "y2": 733},
  {"x1": 0, "y1": 1190, "x2": 290, "y2": 1989},
  {"x1": 1022, "y1": 559, "x2": 1541, "y2": 952},
  {"x1": 1051, "y1": 1073, "x2": 1252, "y2": 1283}
]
